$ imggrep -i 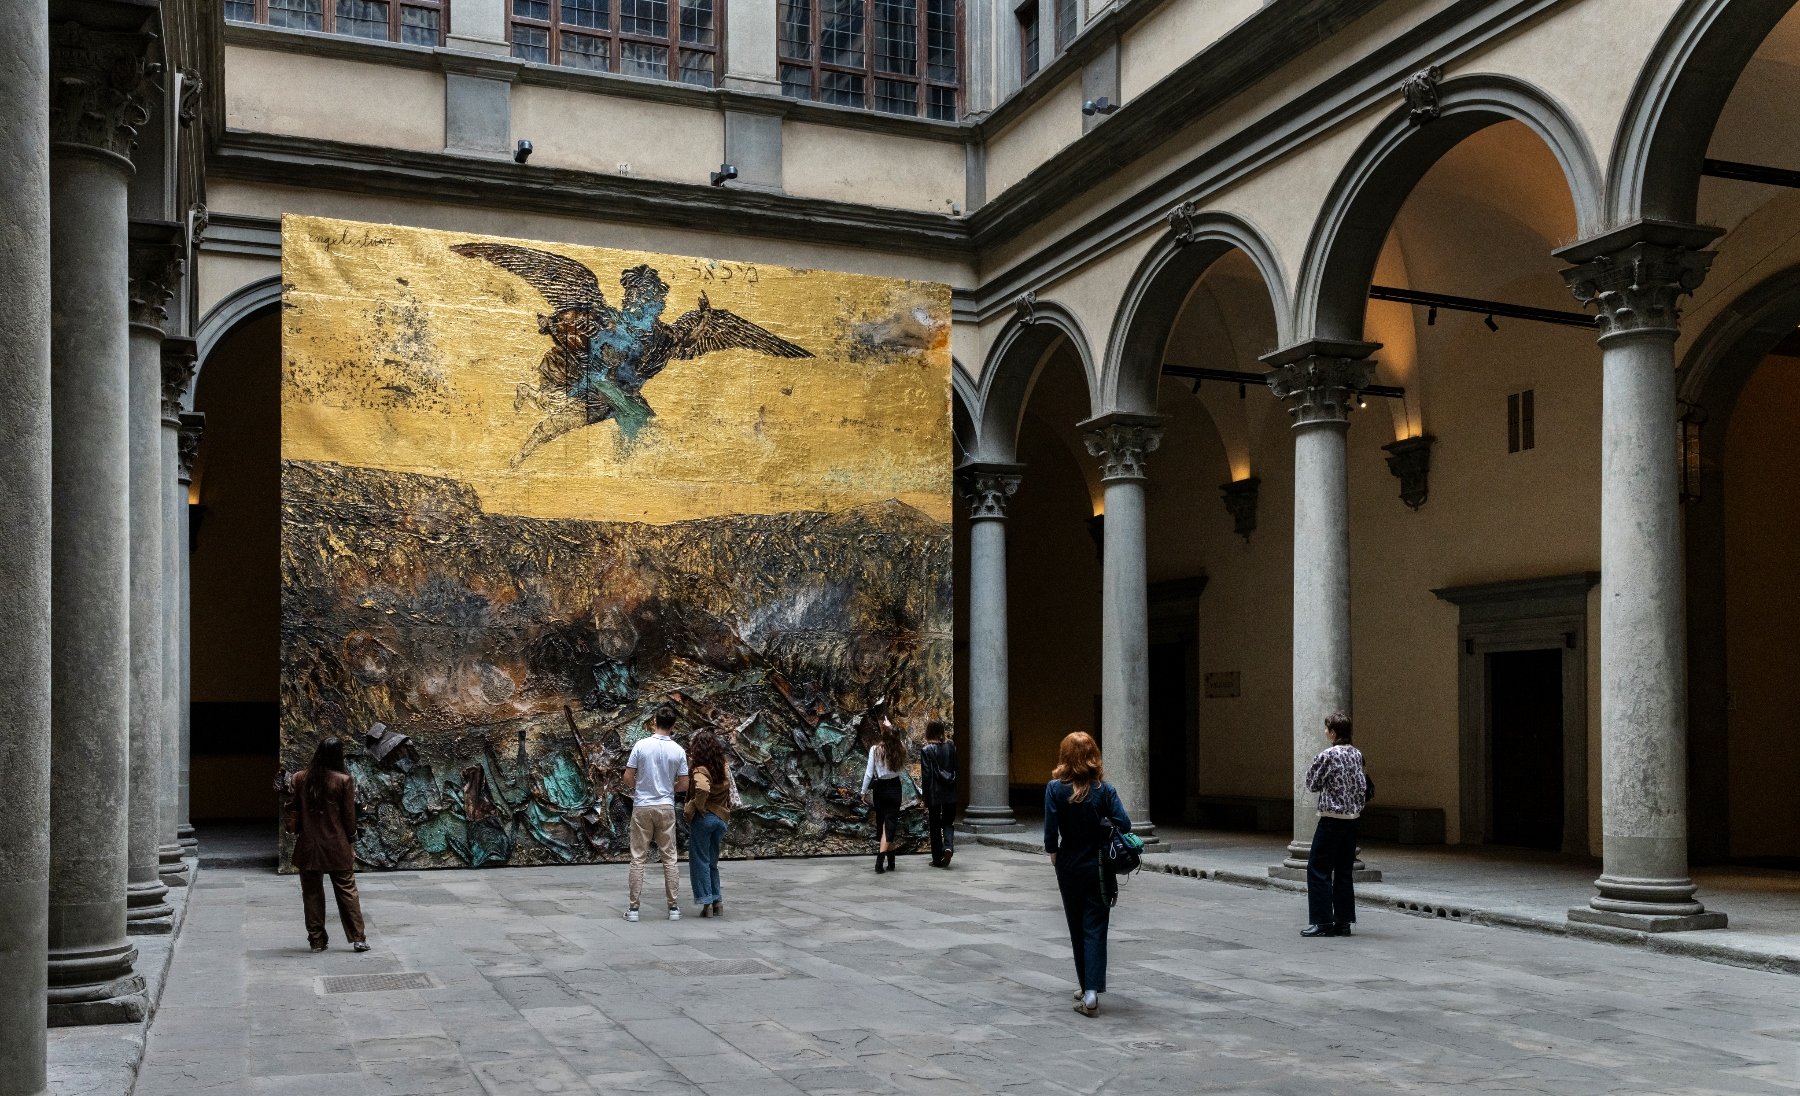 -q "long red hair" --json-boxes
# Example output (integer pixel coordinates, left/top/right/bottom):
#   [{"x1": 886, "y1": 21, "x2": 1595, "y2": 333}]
[{"x1": 1052, "y1": 732, "x2": 1104, "y2": 802}]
